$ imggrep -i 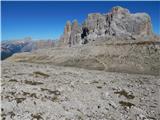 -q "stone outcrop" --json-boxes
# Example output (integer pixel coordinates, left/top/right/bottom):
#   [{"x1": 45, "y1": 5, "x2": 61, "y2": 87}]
[
  {"x1": 69, "y1": 20, "x2": 81, "y2": 46},
  {"x1": 57, "y1": 20, "x2": 81, "y2": 47},
  {"x1": 58, "y1": 21, "x2": 71, "y2": 47},
  {"x1": 58, "y1": 6, "x2": 153, "y2": 47}
]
